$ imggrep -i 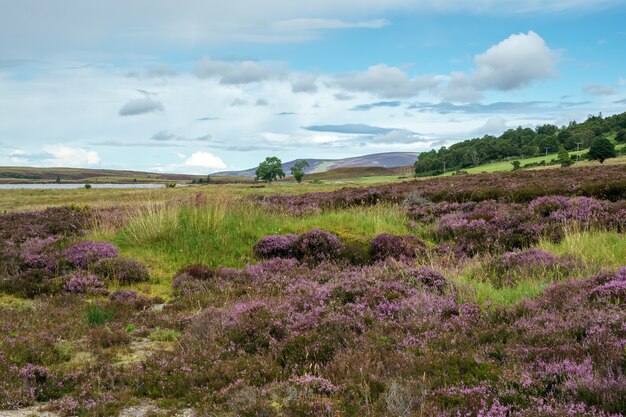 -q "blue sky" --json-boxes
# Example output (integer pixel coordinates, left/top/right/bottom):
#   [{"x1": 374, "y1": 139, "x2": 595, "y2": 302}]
[{"x1": 0, "y1": 0, "x2": 625, "y2": 173}]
